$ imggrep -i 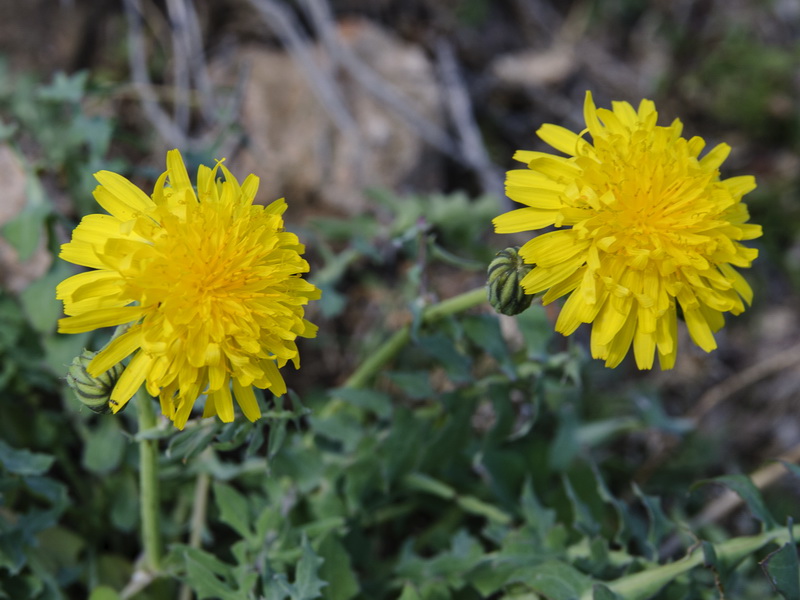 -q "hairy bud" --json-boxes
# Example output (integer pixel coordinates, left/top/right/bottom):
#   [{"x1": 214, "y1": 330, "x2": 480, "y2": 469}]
[
  {"x1": 66, "y1": 349, "x2": 125, "y2": 414},
  {"x1": 487, "y1": 247, "x2": 533, "y2": 316}
]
